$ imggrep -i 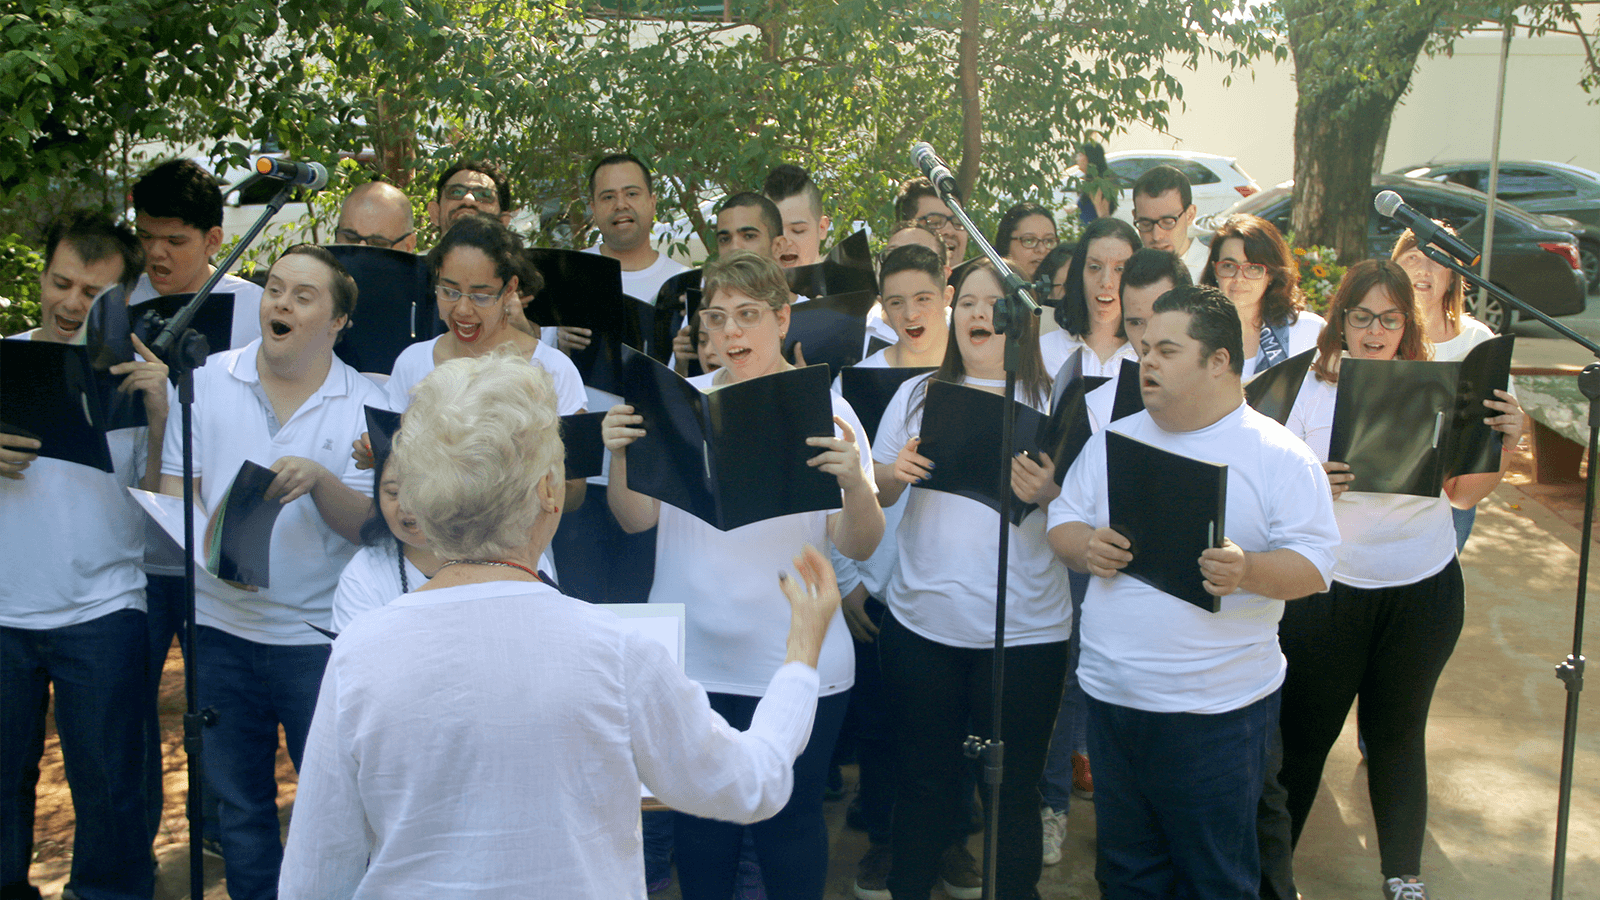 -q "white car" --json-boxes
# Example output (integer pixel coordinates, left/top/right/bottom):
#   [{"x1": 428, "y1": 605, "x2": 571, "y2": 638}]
[{"x1": 1064, "y1": 150, "x2": 1261, "y2": 228}]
